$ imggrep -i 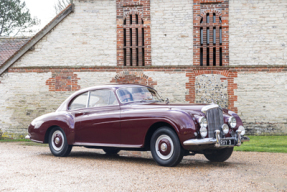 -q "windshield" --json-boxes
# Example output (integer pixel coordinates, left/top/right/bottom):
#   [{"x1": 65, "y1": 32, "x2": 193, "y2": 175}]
[{"x1": 116, "y1": 86, "x2": 163, "y2": 103}]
